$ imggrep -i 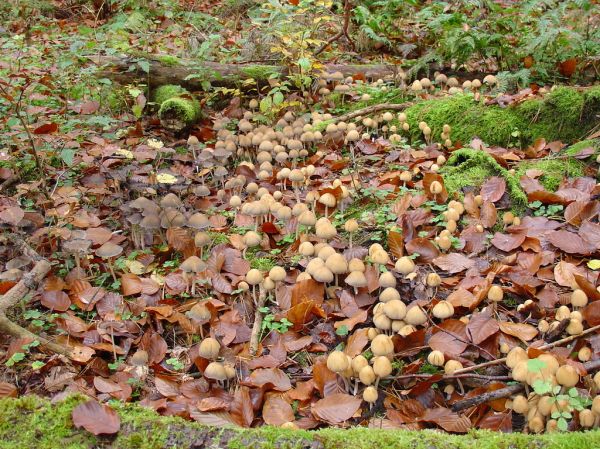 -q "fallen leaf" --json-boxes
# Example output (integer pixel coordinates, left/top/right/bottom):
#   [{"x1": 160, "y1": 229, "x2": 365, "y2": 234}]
[
  {"x1": 311, "y1": 393, "x2": 361, "y2": 424},
  {"x1": 72, "y1": 400, "x2": 120, "y2": 435}
]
